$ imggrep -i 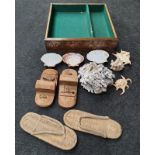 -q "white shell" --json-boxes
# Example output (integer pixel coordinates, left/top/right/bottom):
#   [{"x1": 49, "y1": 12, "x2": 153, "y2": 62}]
[
  {"x1": 114, "y1": 76, "x2": 132, "y2": 95},
  {"x1": 110, "y1": 50, "x2": 131, "y2": 71},
  {"x1": 41, "y1": 53, "x2": 62, "y2": 67},
  {"x1": 62, "y1": 53, "x2": 84, "y2": 67},
  {"x1": 110, "y1": 58, "x2": 125, "y2": 71},
  {"x1": 113, "y1": 50, "x2": 131, "y2": 65},
  {"x1": 86, "y1": 50, "x2": 109, "y2": 64}
]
